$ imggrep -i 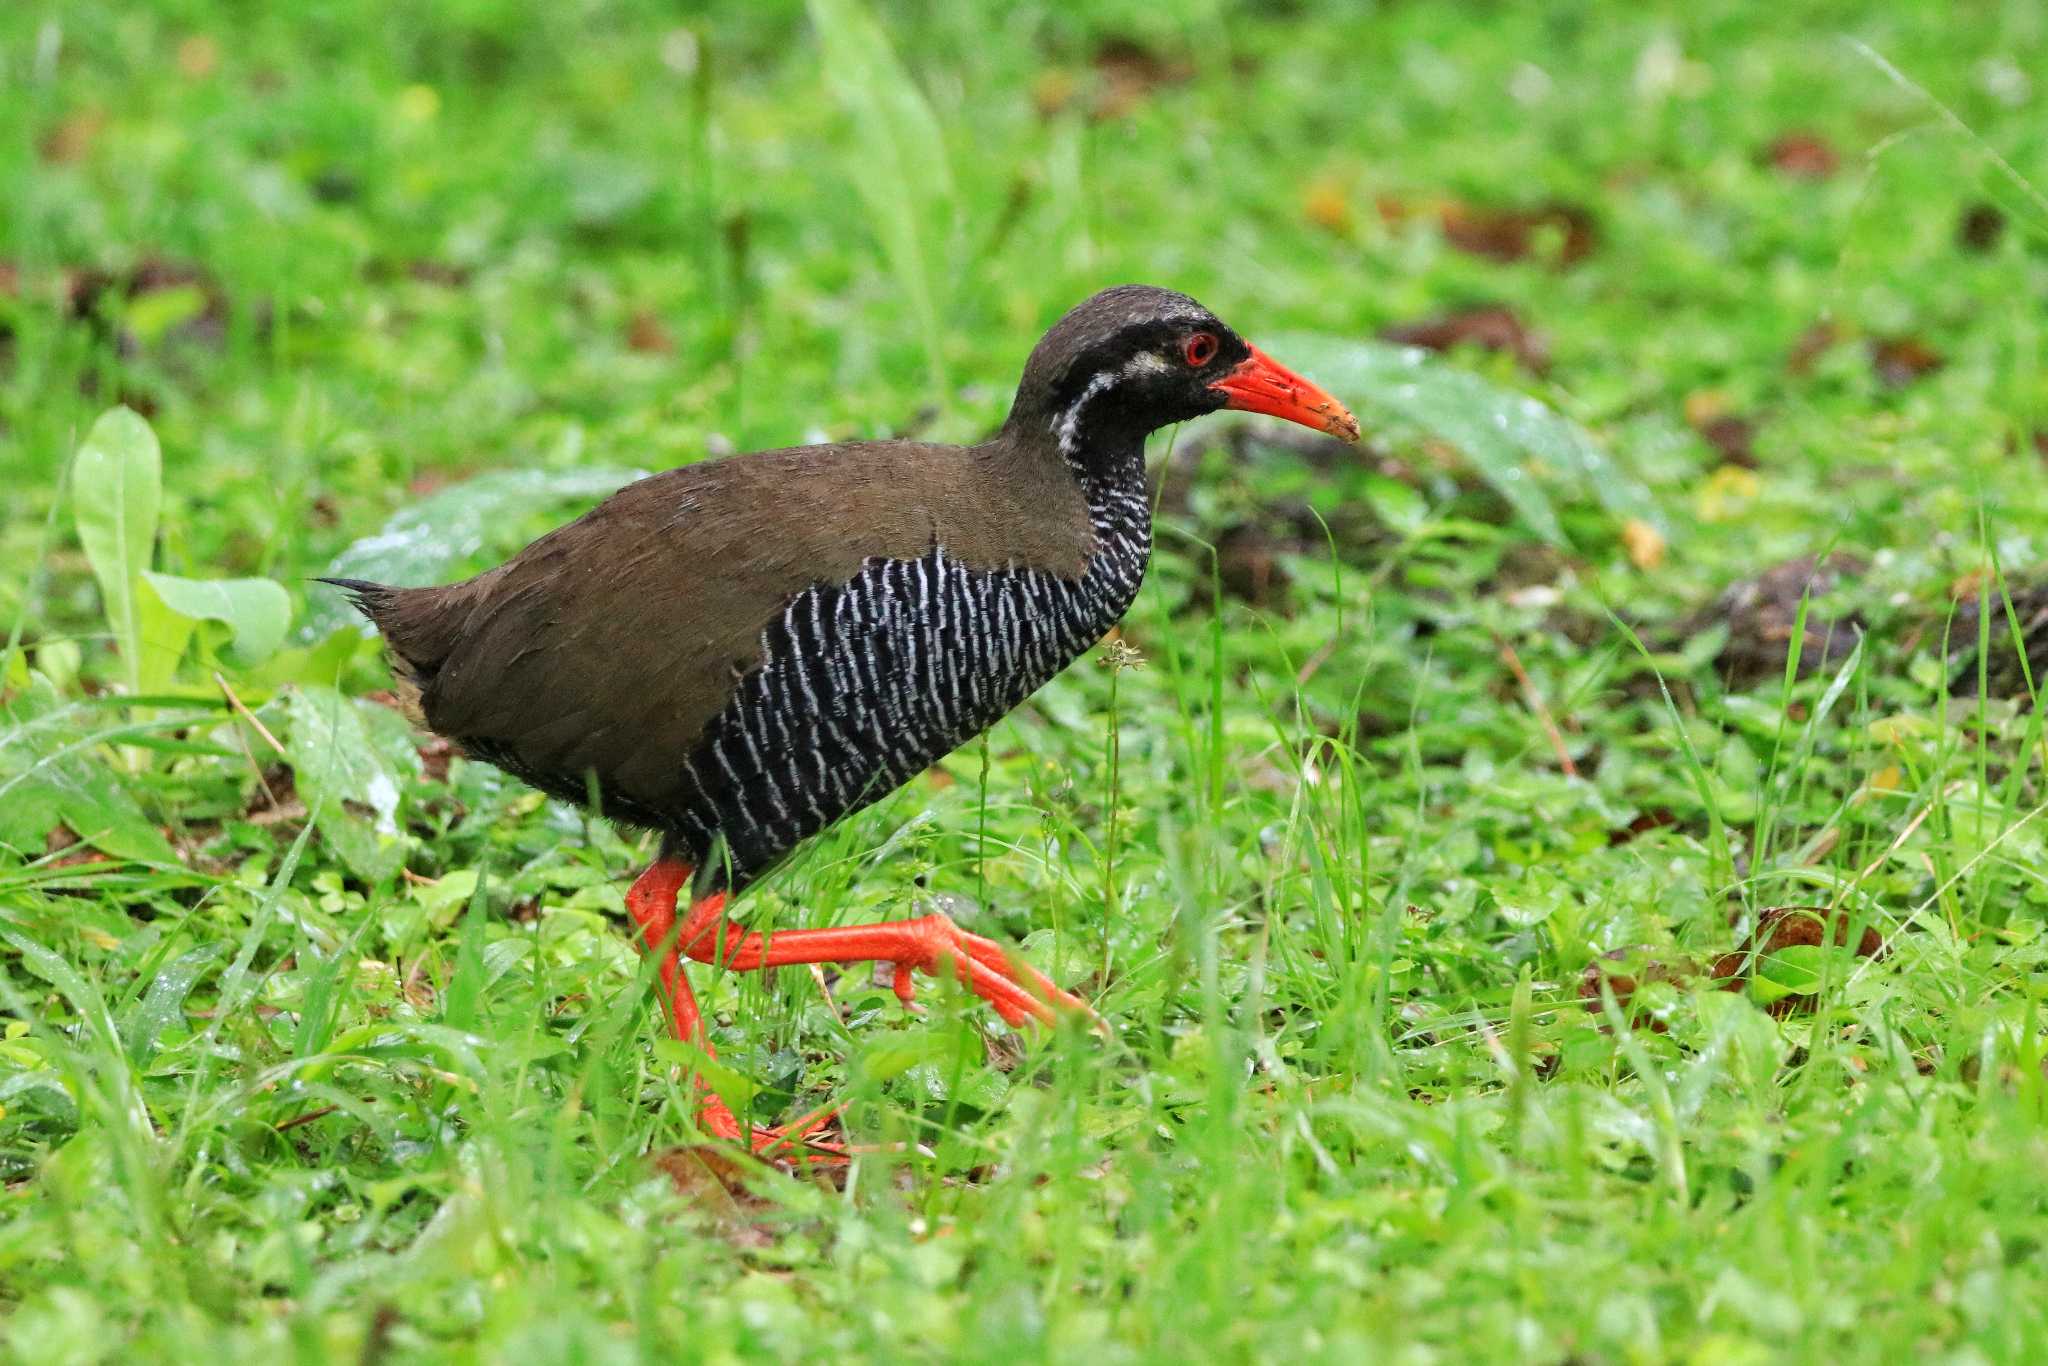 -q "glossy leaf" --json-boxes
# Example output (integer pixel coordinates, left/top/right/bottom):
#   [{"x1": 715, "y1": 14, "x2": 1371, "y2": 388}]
[
  {"x1": 304, "y1": 467, "x2": 645, "y2": 641},
  {"x1": 1264, "y1": 333, "x2": 1661, "y2": 546},
  {"x1": 283, "y1": 685, "x2": 405, "y2": 883}
]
